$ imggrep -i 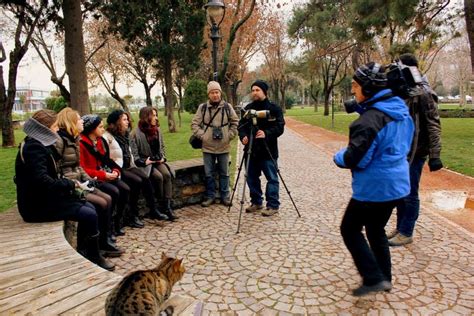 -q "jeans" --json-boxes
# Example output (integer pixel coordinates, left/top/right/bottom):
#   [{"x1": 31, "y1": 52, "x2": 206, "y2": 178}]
[
  {"x1": 396, "y1": 157, "x2": 426, "y2": 237},
  {"x1": 340, "y1": 198, "x2": 399, "y2": 285},
  {"x1": 203, "y1": 153, "x2": 230, "y2": 200},
  {"x1": 246, "y1": 158, "x2": 280, "y2": 209}
]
